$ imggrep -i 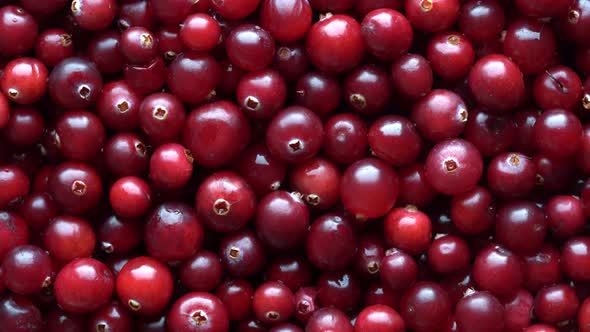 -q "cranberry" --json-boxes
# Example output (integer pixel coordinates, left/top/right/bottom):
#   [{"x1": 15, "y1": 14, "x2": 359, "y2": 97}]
[
  {"x1": 48, "y1": 162, "x2": 103, "y2": 214},
  {"x1": 265, "y1": 106, "x2": 323, "y2": 164},
  {"x1": 473, "y1": 244, "x2": 524, "y2": 298},
  {"x1": 89, "y1": 300, "x2": 134, "y2": 332},
  {"x1": 103, "y1": 133, "x2": 149, "y2": 177},
  {"x1": 391, "y1": 54, "x2": 433, "y2": 99},
  {"x1": 400, "y1": 282, "x2": 452, "y2": 332},
  {"x1": 361, "y1": 9, "x2": 413, "y2": 61},
  {"x1": 270, "y1": 323, "x2": 303, "y2": 332},
  {"x1": 148, "y1": 143, "x2": 193, "y2": 190},
  {"x1": 322, "y1": 113, "x2": 368, "y2": 162},
  {"x1": 458, "y1": 0, "x2": 505, "y2": 42},
  {"x1": 48, "y1": 57, "x2": 103, "y2": 109},
  {"x1": 405, "y1": 0, "x2": 461, "y2": 32},
  {"x1": 116, "y1": 256, "x2": 174, "y2": 316},
  {"x1": 216, "y1": 279, "x2": 254, "y2": 321},
  {"x1": 579, "y1": 298, "x2": 590, "y2": 332},
  {"x1": 219, "y1": 230, "x2": 266, "y2": 278},
  {"x1": 237, "y1": 69, "x2": 287, "y2": 120},
  {"x1": 546, "y1": 195, "x2": 585, "y2": 239},
  {"x1": 266, "y1": 256, "x2": 313, "y2": 291},
  {"x1": 306, "y1": 14, "x2": 365, "y2": 73},
  {"x1": 19, "y1": 192, "x2": 58, "y2": 231},
  {"x1": 273, "y1": 44, "x2": 310, "y2": 82},
  {"x1": 425, "y1": 139, "x2": 483, "y2": 196},
  {"x1": 534, "y1": 284, "x2": 580, "y2": 324},
  {"x1": 86, "y1": 31, "x2": 125, "y2": 75},
  {"x1": 305, "y1": 308, "x2": 353, "y2": 332},
  {"x1": 427, "y1": 32, "x2": 475, "y2": 80},
  {"x1": 211, "y1": 0, "x2": 260, "y2": 19},
  {"x1": 0, "y1": 212, "x2": 29, "y2": 261},
  {"x1": 234, "y1": 143, "x2": 287, "y2": 196},
  {"x1": 464, "y1": 109, "x2": 516, "y2": 158},
  {"x1": 512, "y1": 110, "x2": 539, "y2": 154},
  {"x1": 156, "y1": 25, "x2": 185, "y2": 61},
  {"x1": 427, "y1": 235, "x2": 471, "y2": 274},
  {"x1": 503, "y1": 18, "x2": 556, "y2": 75},
  {"x1": 94, "y1": 81, "x2": 140, "y2": 131},
  {"x1": 455, "y1": 291, "x2": 505, "y2": 332},
  {"x1": 340, "y1": 158, "x2": 399, "y2": 220},
  {"x1": 0, "y1": 166, "x2": 30, "y2": 208},
  {"x1": 355, "y1": 0, "x2": 403, "y2": 17},
  {"x1": 109, "y1": 176, "x2": 151, "y2": 218},
  {"x1": 0, "y1": 295, "x2": 43, "y2": 332},
  {"x1": 44, "y1": 215, "x2": 96, "y2": 266},
  {"x1": 290, "y1": 157, "x2": 340, "y2": 209},
  {"x1": 117, "y1": 0, "x2": 154, "y2": 30},
  {"x1": 294, "y1": 286, "x2": 319, "y2": 322},
  {"x1": 0, "y1": 6, "x2": 38, "y2": 56},
  {"x1": 384, "y1": 206, "x2": 432, "y2": 255},
  {"x1": 139, "y1": 92, "x2": 186, "y2": 141},
  {"x1": 468, "y1": 54, "x2": 525, "y2": 112},
  {"x1": 1, "y1": 245, "x2": 53, "y2": 295},
  {"x1": 167, "y1": 52, "x2": 221, "y2": 104},
  {"x1": 412, "y1": 89, "x2": 468, "y2": 142},
  {"x1": 345, "y1": 64, "x2": 393, "y2": 115},
  {"x1": 354, "y1": 304, "x2": 405, "y2": 332},
  {"x1": 55, "y1": 110, "x2": 106, "y2": 162},
  {"x1": 54, "y1": 258, "x2": 114, "y2": 313},
  {"x1": 45, "y1": 307, "x2": 87, "y2": 332},
  {"x1": 380, "y1": 249, "x2": 418, "y2": 291},
  {"x1": 144, "y1": 202, "x2": 204, "y2": 262},
  {"x1": 398, "y1": 163, "x2": 437, "y2": 208},
  {"x1": 309, "y1": 0, "x2": 354, "y2": 12},
  {"x1": 523, "y1": 244, "x2": 562, "y2": 292},
  {"x1": 1, "y1": 58, "x2": 48, "y2": 105},
  {"x1": 150, "y1": 0, "x2": 194, "y2": 24},
  {"x1": 226, "y1": 24, "x2": 276, "y2": 71},
  {"x1": 183, "y1": 101, "x2": 251, "y2": 168},
  {"x1": 70, "y1": 0, "x2": 117, "y2": 31},
  {"x1": 557, "y1": 0, "x2": 590, "y2": 46},
  {"x1": 124, "y1": 56, "x2": 167, "y2": 95},
  {"x1": 120, "y1": 26, "x2": 158, "y2": 65},
  {"x1": 179, "y1": 13, "x2": 220, "y2": 52},
  {"x1": 0, "y1": 95, "x2": 8, "y2": 130},
  {"x1": 562, "y1": 237, "x2": 590, "y2": 281},
  {"x1": 533, "y1": 66, "x2": 583, "y2": 111},
  {"x1": 260, "y1": 0, "x2": 312, "y2": 43},
  {"x1": 256, "y1": 191, "x2": 309, "y2": 250},
  {"x1": 253, "y1": 281, "x2": 295, "y2": 324},
  {"x1": 516, "y1": 0, "x2": 571, "y2": 17},
  {"x1": 317, "y1": 270, "x2": 362, "y2": 312},
  {"x1": 533, "y1": 108, "x2": 583, "y2": 158},
  {"x1": 168, "y1": 292, "x2": 229, "y2": 332},
  {"x1": 503, "y1": 289, "x2": 533, "y2": 332},
  {"x1": 295, "y1": 72, "x2": 342, "y2": 115},
  {"x1": 196, "y1": 171, "x2": 256, "y2": 233},
  {"x1": 97, "y1": 214, "x2": 142, "y2": 255},
  {"x1": 179, "y1": 251, "x2": 223, "y2": 292},
  {"x1": 487, "y1": 153, "x2": 537, "y2": 199},
  {"x1": 495, "y1": 201, "x2": 547, "y2": 254},
  {"x1": 306, "y1": 213, "x2": 358, "y2": 271}
]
